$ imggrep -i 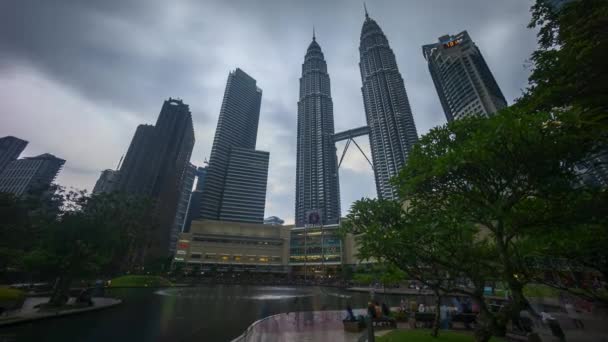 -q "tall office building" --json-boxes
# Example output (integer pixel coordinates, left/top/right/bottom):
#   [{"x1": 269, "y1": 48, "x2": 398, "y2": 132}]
[
  {"x1": 114, "y1": 124, "x2": 158, "y2": 196},
  {"x1": 359, "y1": 10, "x2": 419, "y2": 200},
  {"x1": 92, "y1": 169, "x2": 119, "y2": 194},
  {"x1": 182, "y1": 166, "x2": 207, "y2": 233},
  {"x1": 423, "y1": 31, "x2": 507, "y2": 122},
  {"x1": 115, "y1": 98, "x2": 195, "y2": 256},
  {"x1": 0, "y1": 153, "x2": 65, "y2": 196},
  {"x1": 0, "y1": 136, "x2": 28, "y2": 174},
  {"x1": 219, "y1": 147, "x2": 269, "y2": 223},
  {"x1": 294, "y1": 33, "x2": 341, "y2": 227},
  {"x1": 169, "y1": 163, "x2": 196, "y2": 253},
  {"x1": 199, "y1": 68, "x2": 269, "y2": 223}
]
